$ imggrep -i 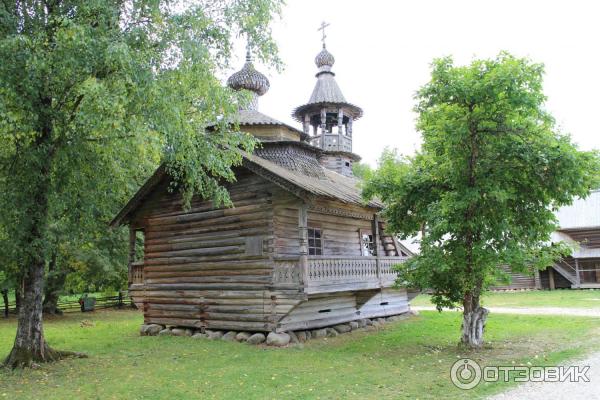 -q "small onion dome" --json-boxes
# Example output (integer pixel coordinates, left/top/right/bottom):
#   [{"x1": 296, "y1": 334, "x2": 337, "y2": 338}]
[
  {"x1": 315, "y1": 45, "x2": 335, "y2": 69},
  {"x1": 227, "y1": 56, "x2": 270, "y2": 96}
]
